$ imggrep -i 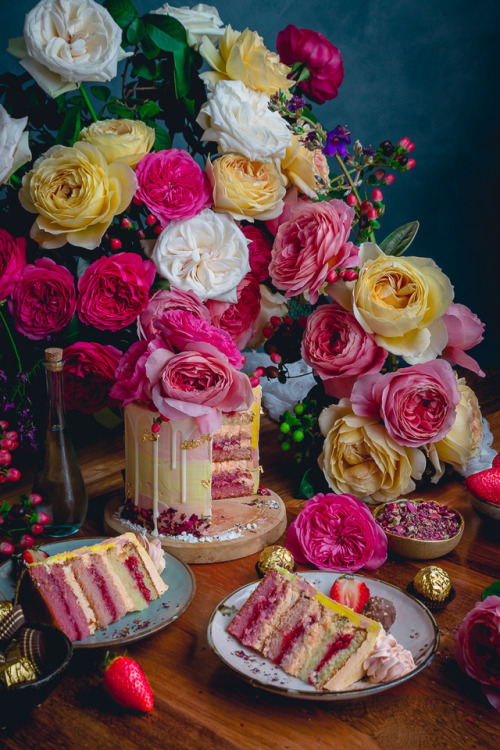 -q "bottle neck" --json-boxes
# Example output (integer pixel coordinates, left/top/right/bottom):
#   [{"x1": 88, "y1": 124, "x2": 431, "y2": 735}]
[{"x1": 45, "y1": 363, "x2": 66, "y2": 431}]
